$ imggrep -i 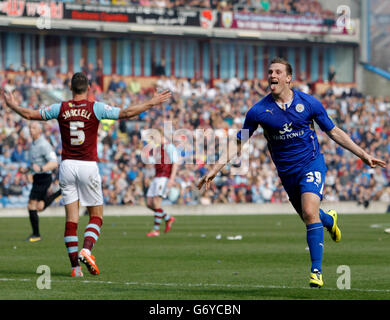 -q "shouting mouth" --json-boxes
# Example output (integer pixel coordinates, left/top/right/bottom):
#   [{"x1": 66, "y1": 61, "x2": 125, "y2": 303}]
[{"x1": 270, "y1": 79, "x2": 278, "y2": 91}]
